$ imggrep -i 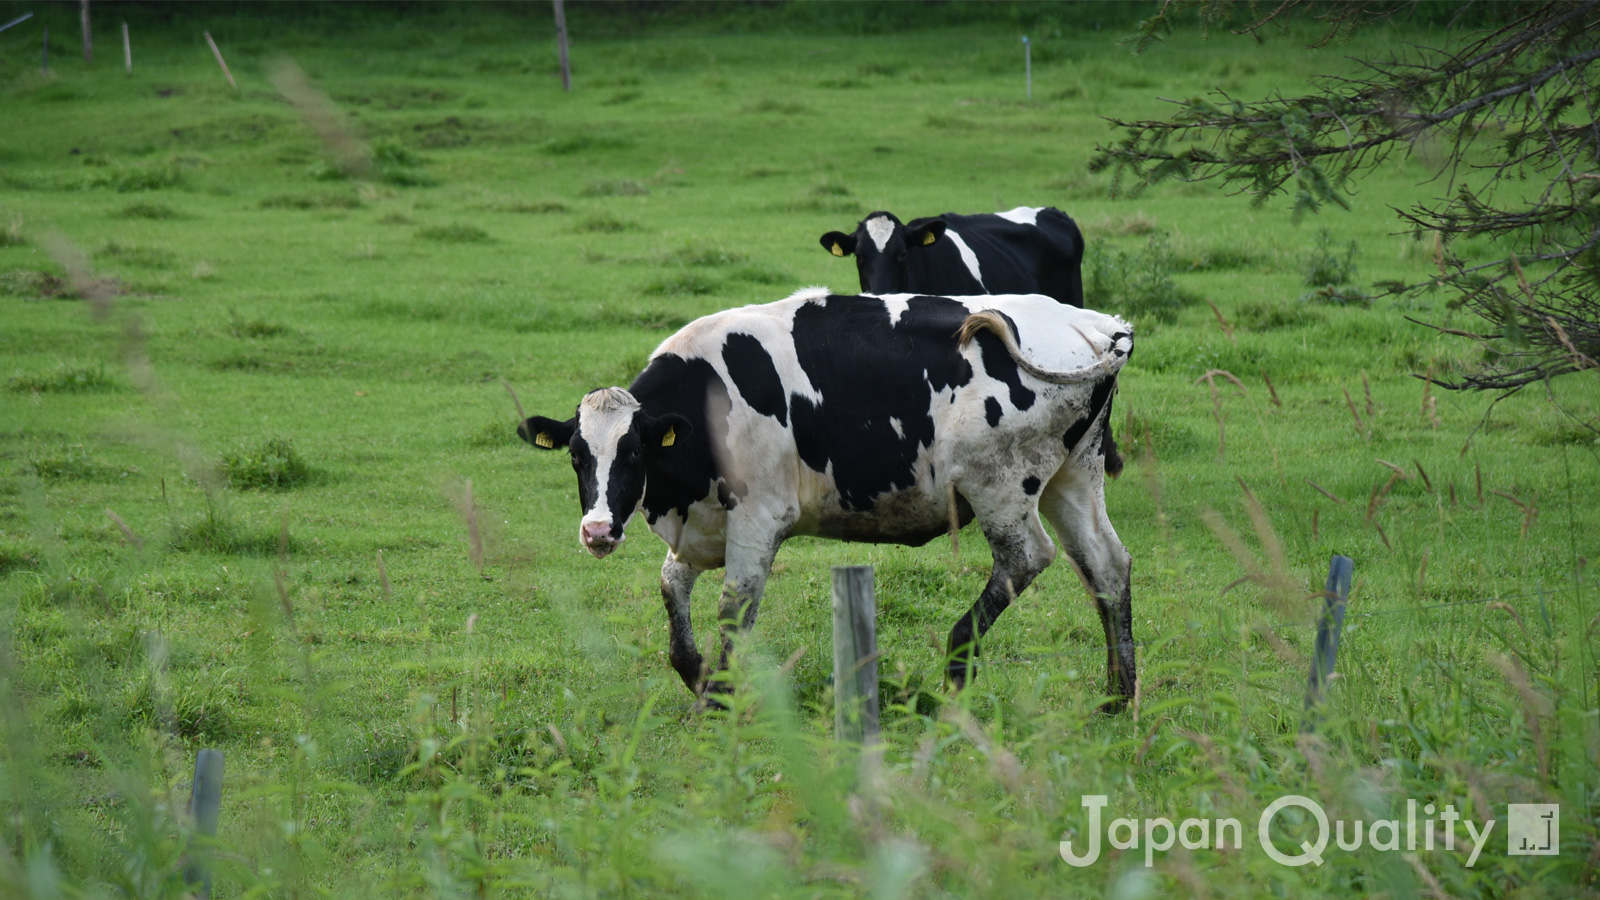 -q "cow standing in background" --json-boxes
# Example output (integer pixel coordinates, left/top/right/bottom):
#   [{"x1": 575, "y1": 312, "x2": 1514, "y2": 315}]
[
  {"x1": 518, "y1": 287, "x2": 1137, "y2": 711},
  {"x1": 820, "y1": 206, "x2": 1087, "y2": 307}
]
